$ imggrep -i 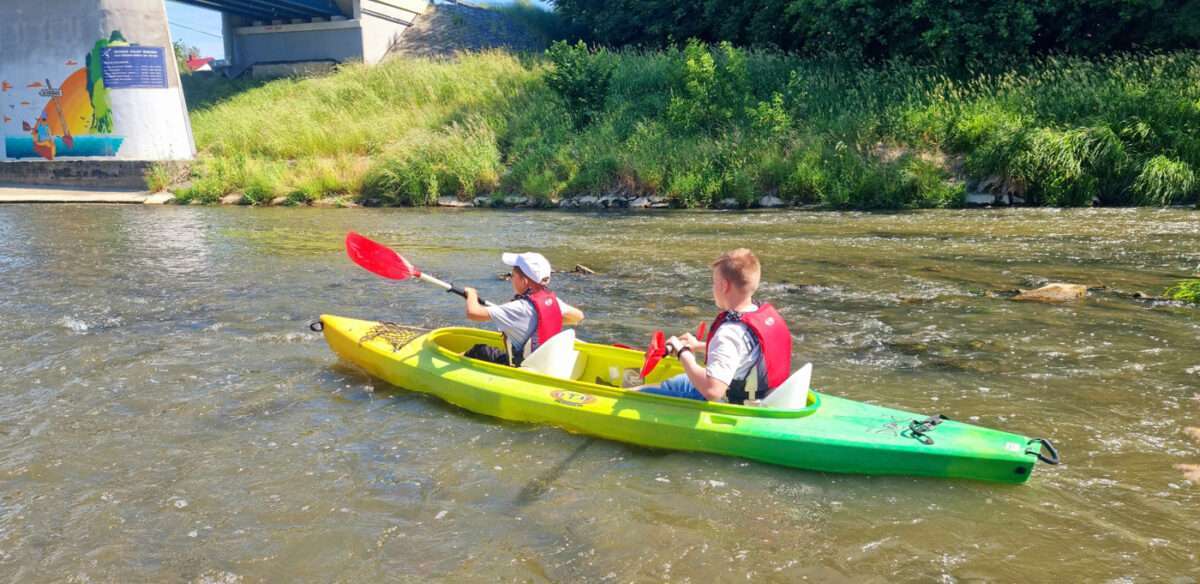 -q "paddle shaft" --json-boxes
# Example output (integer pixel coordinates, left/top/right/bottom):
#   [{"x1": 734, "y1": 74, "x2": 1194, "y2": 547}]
[
  {"x1": 420, "y1": 272, "x2": 582, "y2": 315},
  {"x1": 418, "y1": 272, "x2": 497, "y2": 307}
]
